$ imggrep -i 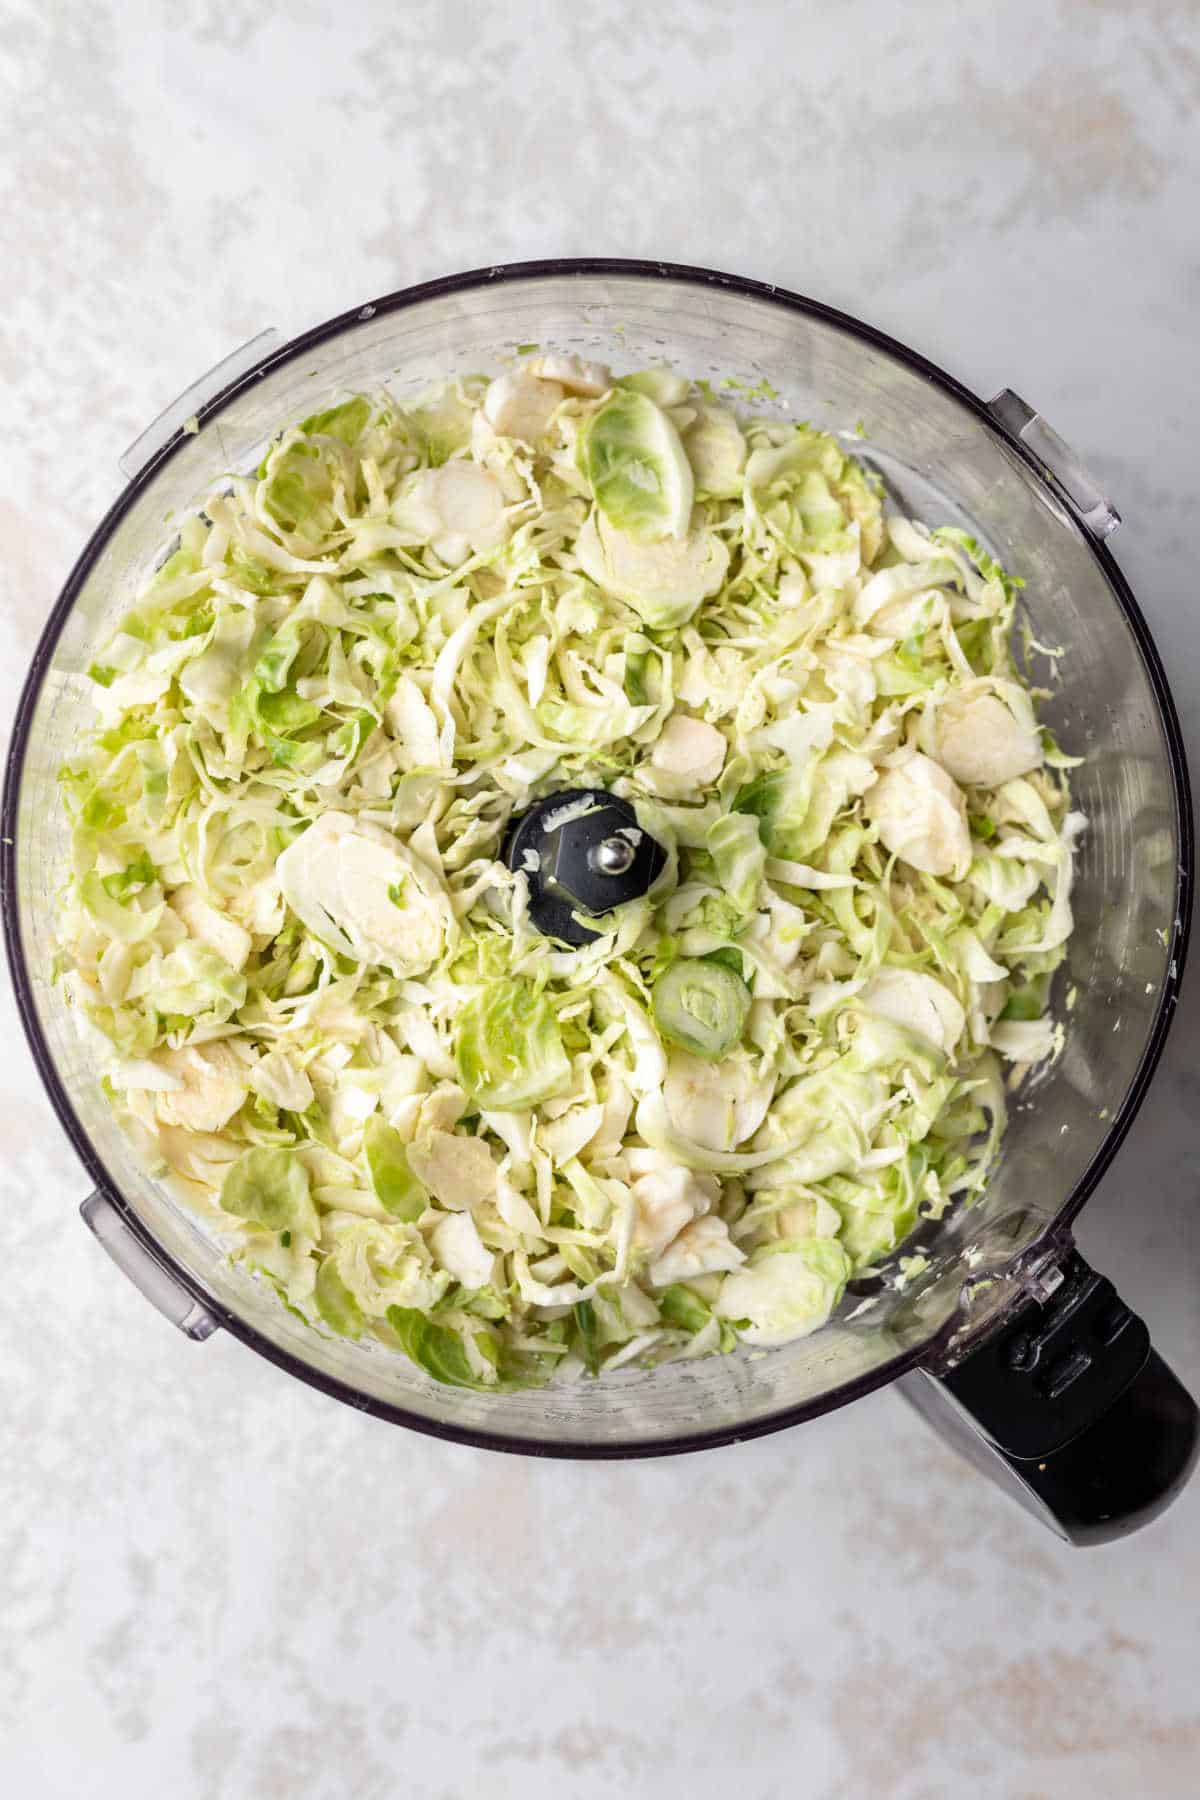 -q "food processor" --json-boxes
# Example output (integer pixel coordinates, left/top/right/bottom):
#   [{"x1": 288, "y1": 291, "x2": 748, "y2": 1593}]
[{"x1": 4, "y1": 260, "x2": 1195, "y2": 1544}]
